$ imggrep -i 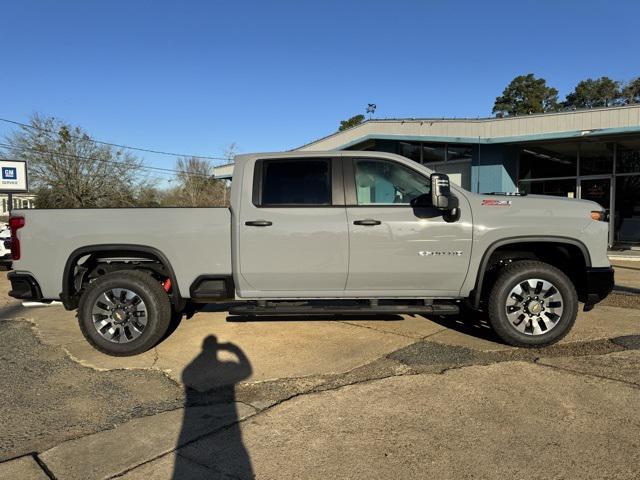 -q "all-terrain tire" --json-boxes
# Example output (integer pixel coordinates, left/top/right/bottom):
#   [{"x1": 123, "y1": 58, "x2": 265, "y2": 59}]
[
  {"x1": 487, "y1": 260, "x2": 578, "y2": 347},
  {"x1": 77, "y1": 270, "x2": 172, "y2": 356}
]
